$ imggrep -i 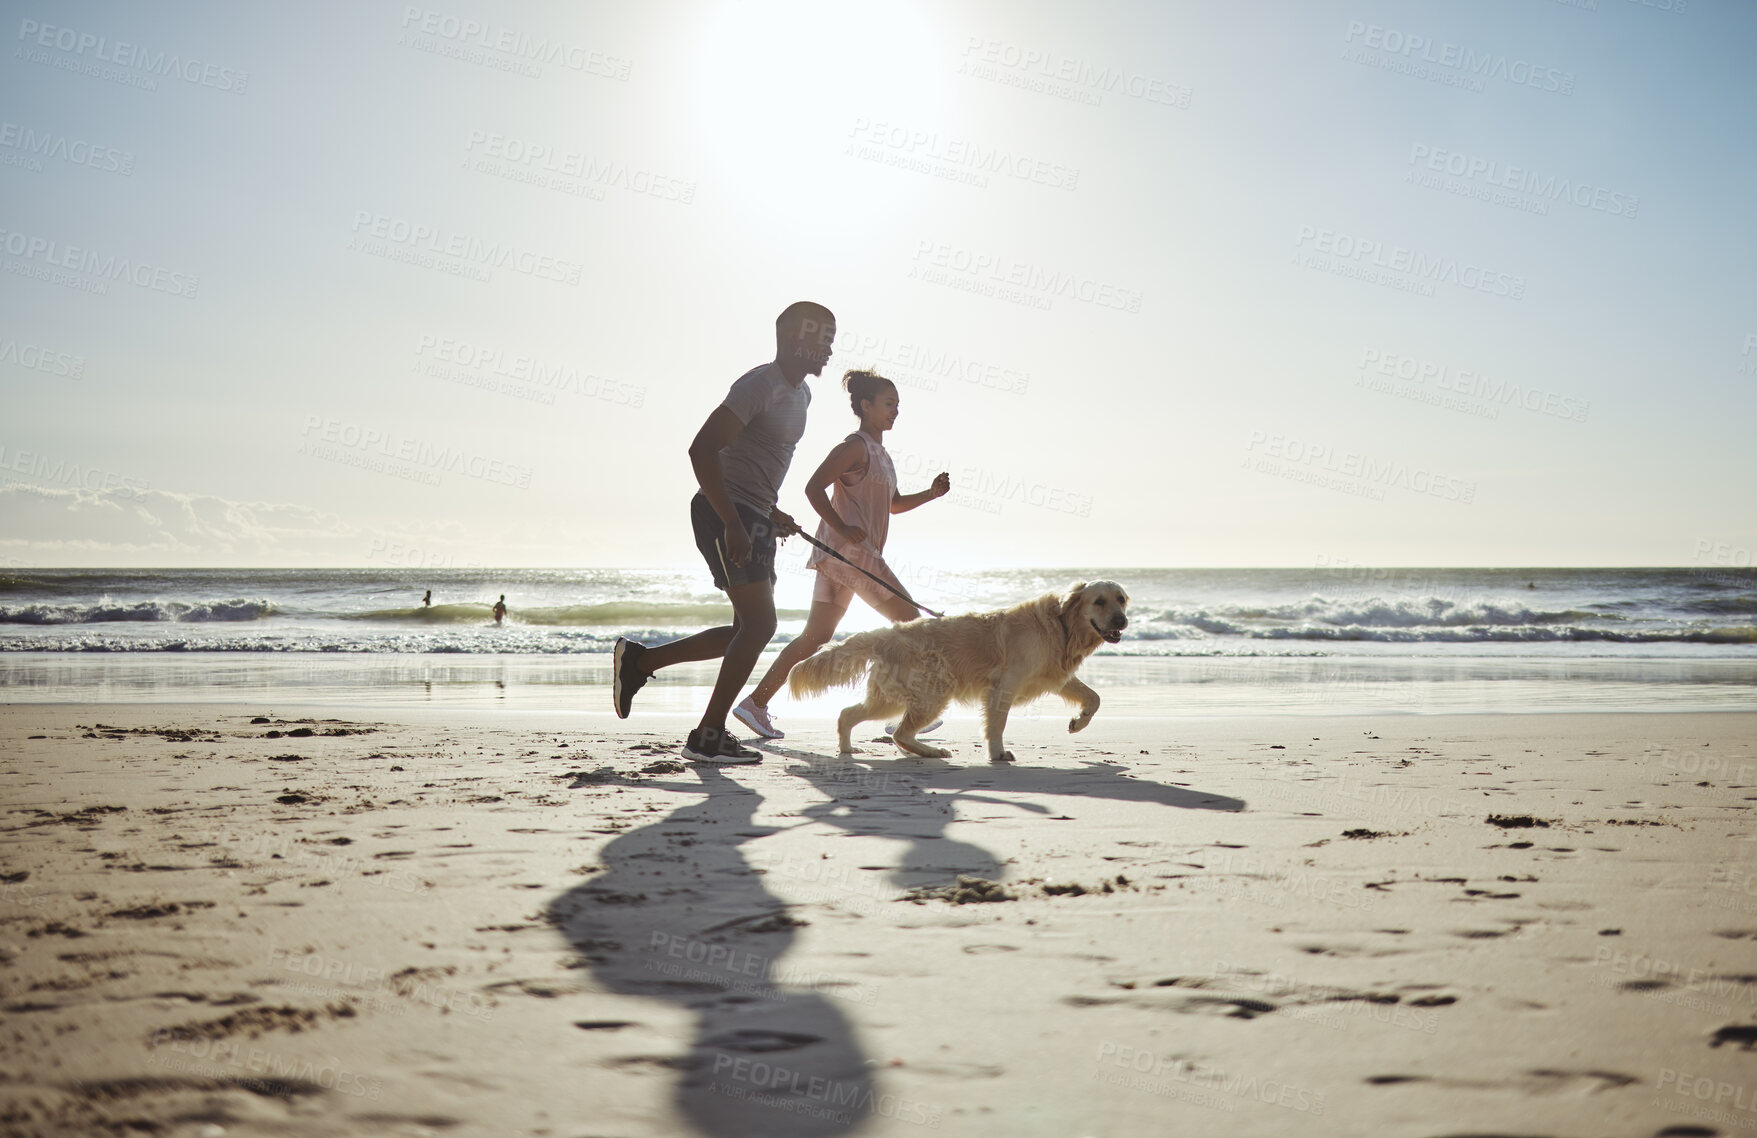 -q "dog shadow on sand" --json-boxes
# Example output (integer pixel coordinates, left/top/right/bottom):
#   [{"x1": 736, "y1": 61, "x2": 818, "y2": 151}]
[
  {"x1": 767, "y1": 744, "x2": 1245, "y2": 895},
  {"x1": 547, "y1": 752, "x2": 1242, "y2": 1136}
]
